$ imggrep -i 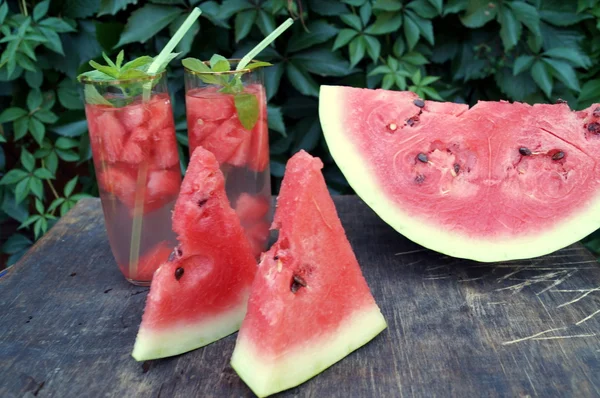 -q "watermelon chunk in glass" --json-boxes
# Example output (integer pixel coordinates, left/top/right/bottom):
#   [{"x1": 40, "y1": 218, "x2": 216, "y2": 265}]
[
  {"x1": 132, "y1": 147, "x2": 257, "y2": 361},
  {"x1": 119, "y1": 240, "x2": 174, "y2": 282},
  {"x1": 230, "y1": 150, "x2": 387, "y2": 397}
]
